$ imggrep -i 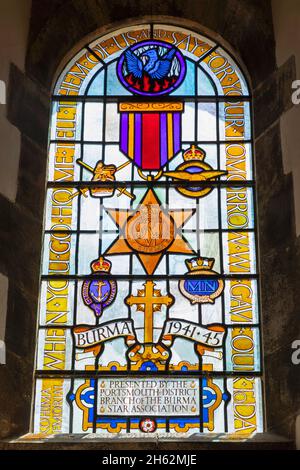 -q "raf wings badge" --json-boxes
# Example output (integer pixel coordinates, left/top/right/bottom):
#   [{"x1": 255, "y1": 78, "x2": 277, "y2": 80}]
[{"x1": 164, "y1": 145, "x2": 227, "y2": 198}]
